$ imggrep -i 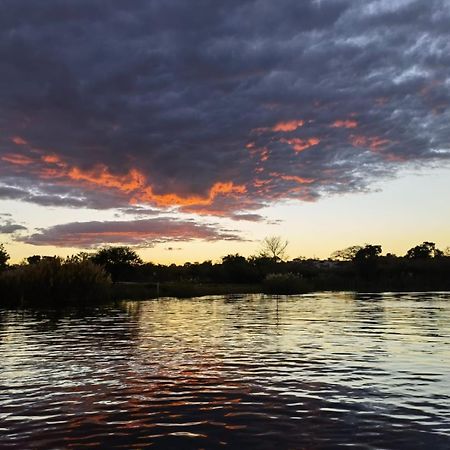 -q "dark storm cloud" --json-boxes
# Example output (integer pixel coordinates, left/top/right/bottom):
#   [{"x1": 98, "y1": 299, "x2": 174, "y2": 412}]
[
  {"x1": 20, "y1": 218, "x2": 244, "y2": 248},
  {"x1": 1, "y1": 0, "x2": 449, "y2": 215}
]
